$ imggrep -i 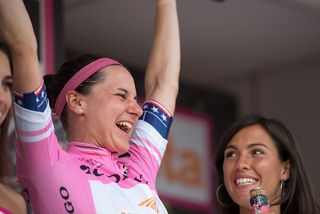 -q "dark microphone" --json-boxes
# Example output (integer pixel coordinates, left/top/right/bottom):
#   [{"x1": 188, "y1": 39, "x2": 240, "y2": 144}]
[{"x1": 249, "y1": 187, "x2": 270, "y2": 214}]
